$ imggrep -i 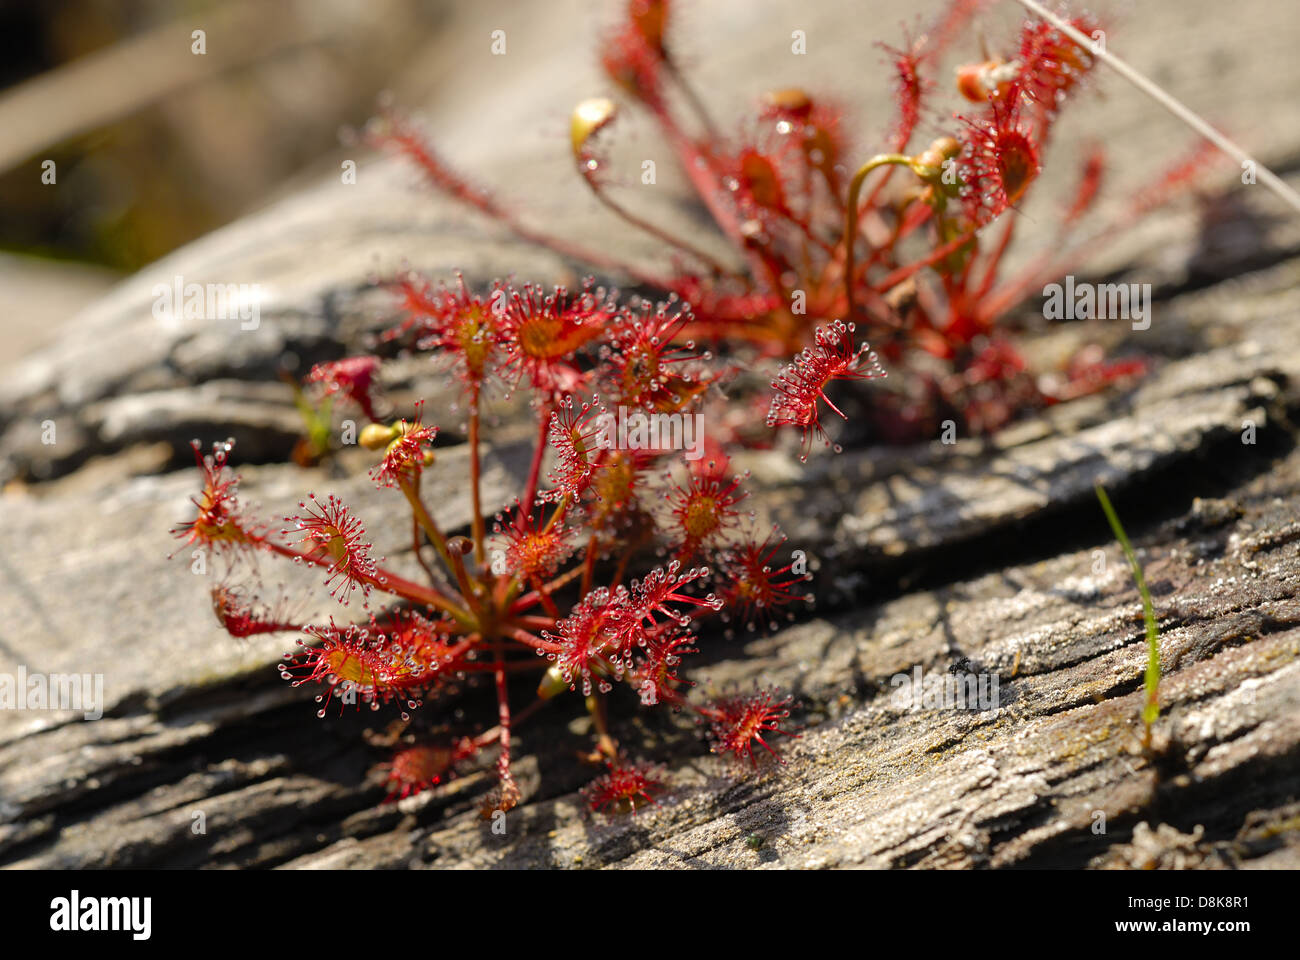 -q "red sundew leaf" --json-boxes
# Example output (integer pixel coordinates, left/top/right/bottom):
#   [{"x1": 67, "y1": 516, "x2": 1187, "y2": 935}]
[
  {"x1": 766, "y1": 320, "x2": 887, "y2": 461},
  {"x1": 170, "y1": 439, "x2": 261, "y2": 560},
  {"x1": 305, "y1": 356, "x2": 383, "y2": 422},
  {"x1": 717, "y1": 525, "x2": 812, "y2": 632},
  {"x1": 601, "y1": 17, "x2": 667, "y2": 108},
  {"x1": 758, "y1": 88, "x2": 847, "y2": 195},
  {"x1": 210, "y1": 583, "x2": 300, "y2": 638},
  {"x1": 704, "y1": 688, "x2": 799, "y2": 765},
  {"x1": 585, "y1": 446, "x2": 660, "y2": 519},
  {"x1": 492, "y1": 501, "x2": 577, "y2": 581},
  {"x1": 545, "y1": 394, "x2": 609, "y2": 501},
  {"x1": 664, "y1": 460, "x2": 750, "y2": 560},
  {"x1": 281, "y1": 619, "x2": 398, "y2": 716},
  {"x1": 499, "y1": 279, "x2": 614, "y2": 395},
  {"x1": 282, "y1": 610, "x2": 461, "y2": 718},
  {"x1": 387, "y1": 272, "x2": 509, "y2": 400},
  {"x1": 1063, "y1": 145, "x2": 1106, "y2": 225},
  {"x1": 880, "y1": 35, "x2": 929, "y2": 151},
  {"x1": 383, "y1": 744, "x2": 454, "y2": 800},
  {"x1": 541, "y1": 587, "x2": 623, "y2": 696},
  {"x1": 369, "y1": 402, "x2": 438, "y2": 490},
  {"x1": 370, "y1": 608, "x2": 465, "y2": 692},
  {"x1": 282, "y1": 494, "x2": 383, "y2": 608},
  {"x1": 582, "y1": 758, "x2": 668, "y2": 815},
  {"x1": 627, "y1": 622, "x2": 698, "y2": 704},
  {"x1": 600, "y1": 296, "x2": 712, "y2": 413},
  {"x1": 1012, "y1": 14, "x2": 1101, "y2": 113},
  {"x1": 956, "y1": 101, "x2": 1041, "y2": 226},
  {"x1": 620, "y1": 561, "x2": 724, "y2": 645},
  {"x1": 380, "y1": 739, "x2": 478, "y2": 801}
]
